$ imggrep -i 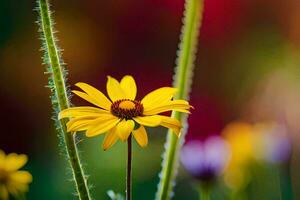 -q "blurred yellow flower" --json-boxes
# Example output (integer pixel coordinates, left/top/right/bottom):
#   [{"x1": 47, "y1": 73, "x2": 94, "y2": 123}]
[
  {"x1": 222, "y1": 122, "x2": 257, "y2": 190},
  {"x1": 59, "y1": 75, "x2": 192, "y2": 150},
  {"x1": 222, "y1": 122, "x2": 256, "y2": 163},
  {"x1": 0, "y1": 150, "x2": 32, "y2": 200}
]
